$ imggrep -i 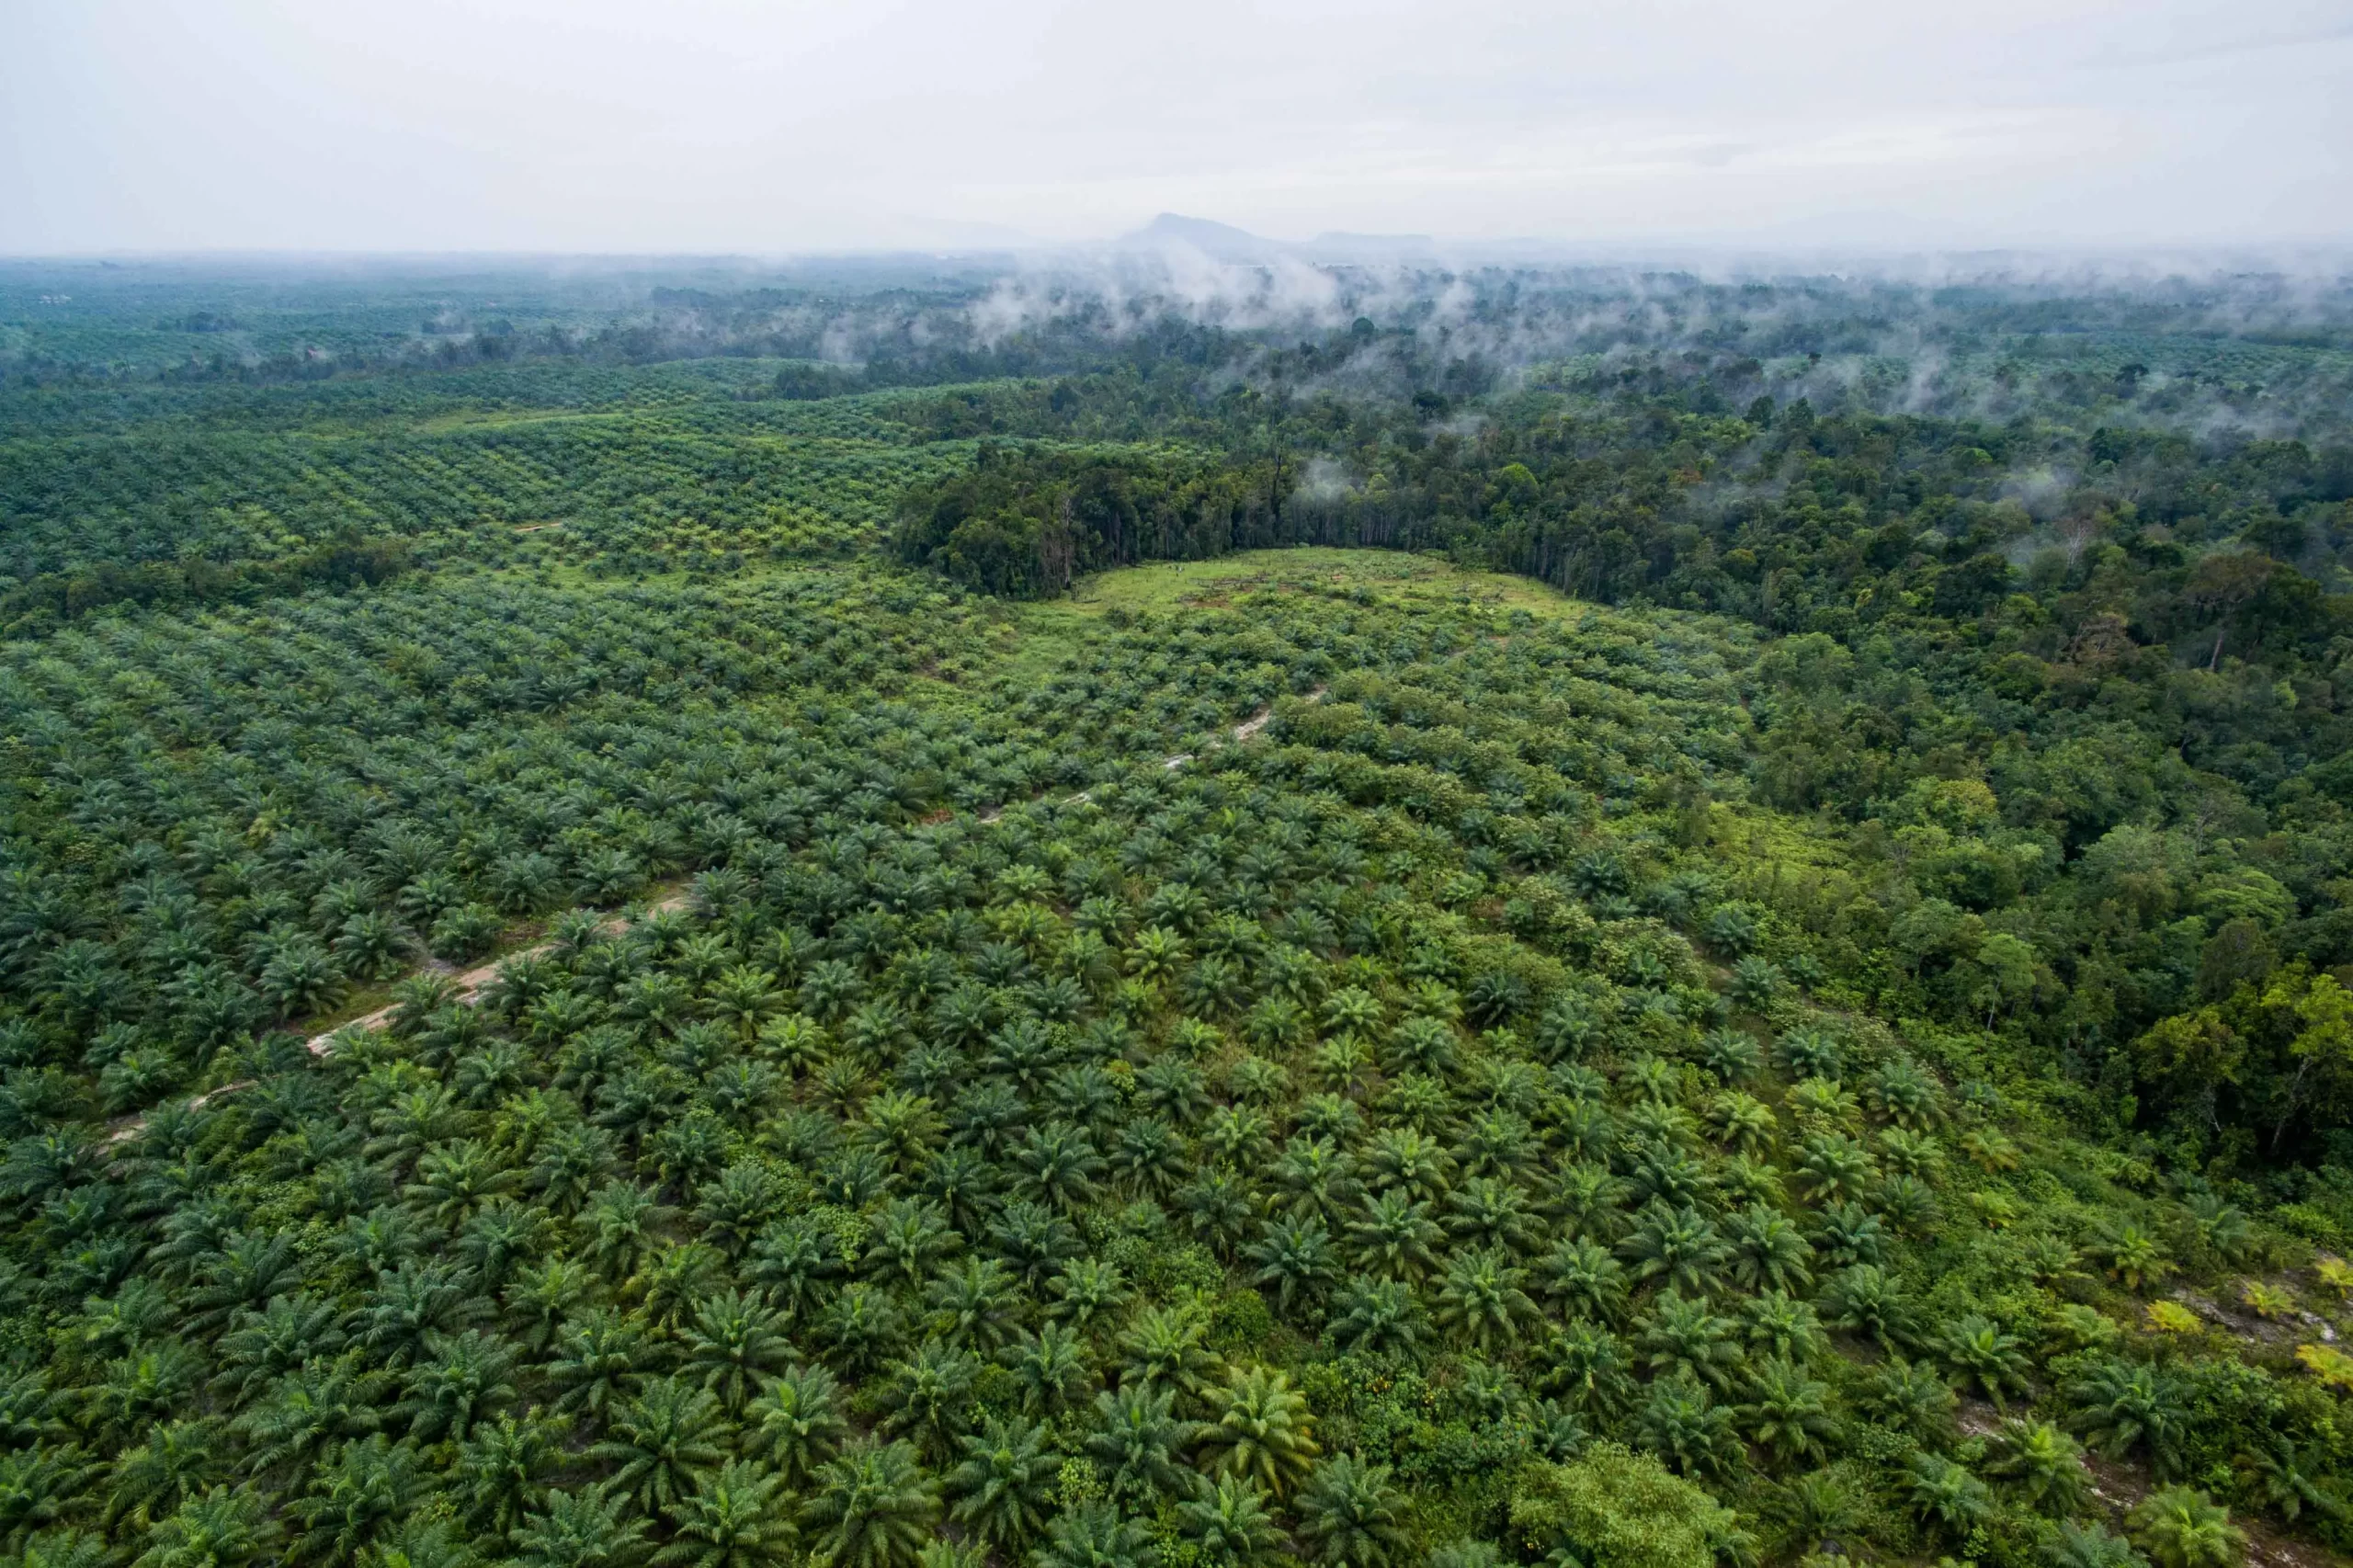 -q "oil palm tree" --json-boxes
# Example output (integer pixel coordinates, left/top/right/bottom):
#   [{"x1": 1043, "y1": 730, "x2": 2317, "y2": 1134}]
[
  {"x1": 230, "y1": 1358, "x2": 387, "y2": 1480},
  {"x1": 943, "y1": 1415, "x2": 1060, "y2": 1551},
  {"x1": 1737, "y1": 1358, "x2": 1836, "y2": 1468},
  {"x1": 396, "y1": 1327, "x2": 519, "y2": 1444},
  {"x1": 211, "y1": 1294, "x2": 346, "y2": 1403},
  {"x1": 1722, "y1": 1208, "x2": 1813, "y2": 1294},
  {"x1": 1085, "y1": 1383, "x2": 1192, "y2": 1506},
  {"x1": 2092, "y1": 1223, "x2": 2172, "y2": 1292},
  {"x1": 2129, "y1": 1489, "x2": 2244, "y2": 1568},
  {"x1": 2043, "y1": 1522, "x2": 2147, "y2": 1568},
  {"x1": 742, "y1": 1363, "x2": 847, "y2": 1485},
  {"x1": 133, "y1": 1487, "x2": 280, "y2": 1568},
  {"x1": 1048, "y1": 1256, "x2": 1131, "y2": 1332},
  {"x1": 1533, "y1": 1321, "x2": 1634, "y2": 1417},
  {"x1": 1196, "y1": 1366, "x2": 1318, "y2": 1497},
  {"x1": 1108, "y1": 1118, "x2": 1189, "y2": 1198},
  {"x1": 817, "y1": 1284, "x2": 906, "y2": 1376},
  {"x1": 2068, "y1": 1358, "x2": 2188, "y2": 1481},
  {"x1": 1433, "y1": 1247, "x2": 1538, "y2": 1355},
  {"x1": 1861, "y1": 1358, "x2": 1955, "y2": 1447},
  {"x1": 657, "y1": 1460, "x2": 796, "y2": 1568},
  {"x1": 1906, "y1": 1452, "x2": 1992, "y2": 1542},
  {"x1": 1532, "y1": 1236, "x2": 1627, "y2": 1322},
  {"x1": 1179, "y1": 1475, "x2": 1280, "y2": 1568},
  {"x1": 1738, "y1": 1290, "x2": 1827, "y2": 1363},
  {"x1": 1631, "y1": 1374, "x2": 1743, "y2": 1479},
  {"x1": 680, "y1": 1289, "x2": 795, "y2": 1415},
  {"x1": 2236, "y1": 1436, "x2": 2344, "y2": 1524},
  {"x1": 1327, "y1": 1277, "x2": 1426, "y2": 1359},
  {"x1": 1618, "y1": 1201, "x2": 1729, "y2": 1294},
  {"x1": 1295, "y1": 1454, "x2": 1407, "y2": 1568},
  {"x1": 1247, "y1": 1216, "x2": 1339, "y2": 1317},
  {"x1": 1347, "y1": 1192, "x2": 1445, "y2": 1283},
  {"x1": 548, "y1": 1307, "x2": 655, "y2": 1421},
  {"x1": 1011, "y1": 1323, "x2": 1095, "y2": 1418},
  {"x1": 1119, "y1": 1304, "x2": 1222, "y2": 1407},
  {"x1": 1445, "y1": 1176, "x2": 1536, "y2": 1255},
  {"x1": 291, "y1": 1434, "x2": 422, "y2": 1565},
  {"x1": 1986, "y1": 1419, "x2": 2088, "y2": 1516},
  {"x1": 580, "y1": 1181, "x2": 677, "y2": 1285},
  {"x1": 801, "y1": 1438, "x2": 938, "y2": 1568},
  {"x1": 1930, "y1": 1314, "x2": 2032, "y2": 1409},
  {"x1": 1772, "y1": 1469, "x2": 1866, "y2": 1559},
  {"x1": 104, "y1": 1418, "x2": 225, "y2": 1530},
  {"x1": 1702, "y1": 1092, "x2": 1777, "y2": 1155},
  {"x1": 1794, "y1": 1134, "x2": 1876, "y2": 1205},
  {"x1": 1362, "y1": 1129, "x2": 1455, "y2": 1206},
  {"x1": 1031, "y1": 1502, "x2": 1153, "y2": 1568},
  {"x1": 876, "y1": 1342, "x2": 977, "y2": 1466},
  {"x1": 1636, "y1": 1292, "x2": 1744, "y2": 1391},
  {"x1": 1819, "y1": 1264, "x2": 1915, "y2": 1351},
  {"x1": 593, "y1": 1376, "x2": 729, "y2": 1517},
  {"x1": 509, "y1": 1483, "x2": 648, "y2": 1568},
  {"x1": 456, "y1": 1412, "x2": 563, "y2": 1537},
  {"x1": 1014, "y1": 1124, "x2": 1106, "y2": 1211},
  {"x1": 925, "y1": 1257, "x2": 1019, "y2": 1355},
  {"x1": 1270, "y1": 1137, "x2": 1361, "y2": 1222}
]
